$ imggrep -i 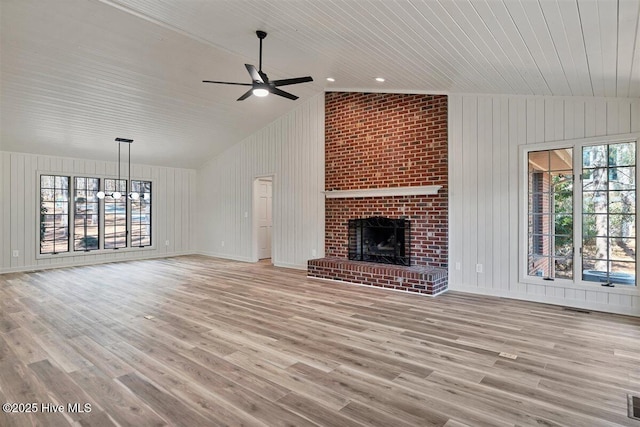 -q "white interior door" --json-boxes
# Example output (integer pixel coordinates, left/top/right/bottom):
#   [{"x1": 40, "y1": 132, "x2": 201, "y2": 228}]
[{"x1": 257, "y1": 178, "x2": 272, "y2": 260}]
